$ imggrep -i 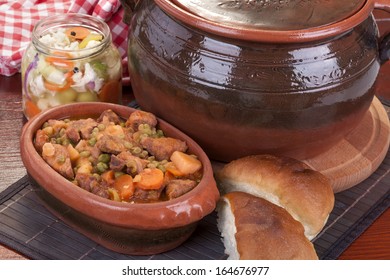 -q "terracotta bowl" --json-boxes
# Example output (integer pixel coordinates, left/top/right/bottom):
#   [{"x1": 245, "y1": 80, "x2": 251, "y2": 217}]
[{"x1": 20, "y1": 102, "x2": 219, "y2": 255}]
